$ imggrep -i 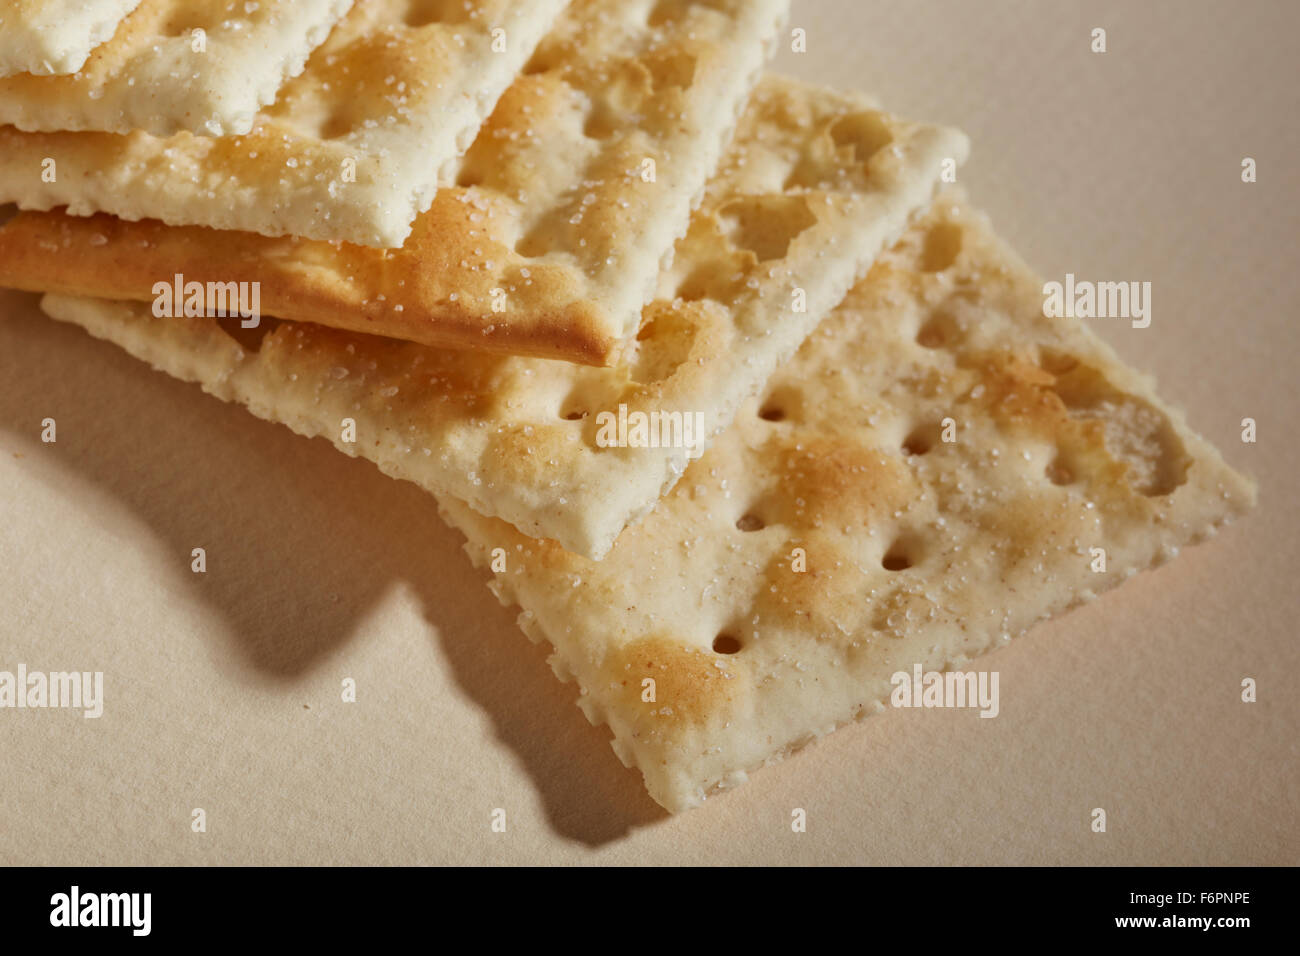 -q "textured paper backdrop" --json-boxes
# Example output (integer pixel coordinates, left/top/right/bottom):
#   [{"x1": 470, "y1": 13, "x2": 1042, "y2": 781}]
[{"x1": 1, "y1": 0, "x2": 1296, "y2": 865}]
